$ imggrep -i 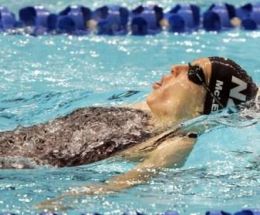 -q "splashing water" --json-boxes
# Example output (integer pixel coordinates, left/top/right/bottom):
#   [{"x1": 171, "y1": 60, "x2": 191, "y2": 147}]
[{"x1": 0, "y1": 0, "x2": 260, "y2": 213}]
